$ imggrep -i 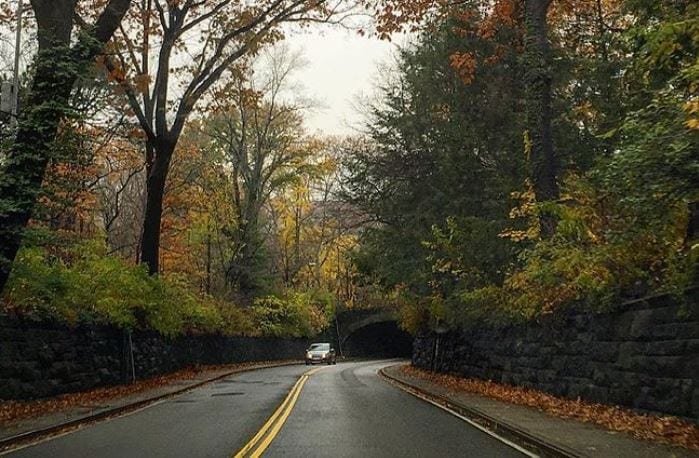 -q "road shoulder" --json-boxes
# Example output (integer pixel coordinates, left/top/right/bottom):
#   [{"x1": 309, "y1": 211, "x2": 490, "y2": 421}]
[{"x1": 381, "y1": 363, "x2": 698, "y2": 458}]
